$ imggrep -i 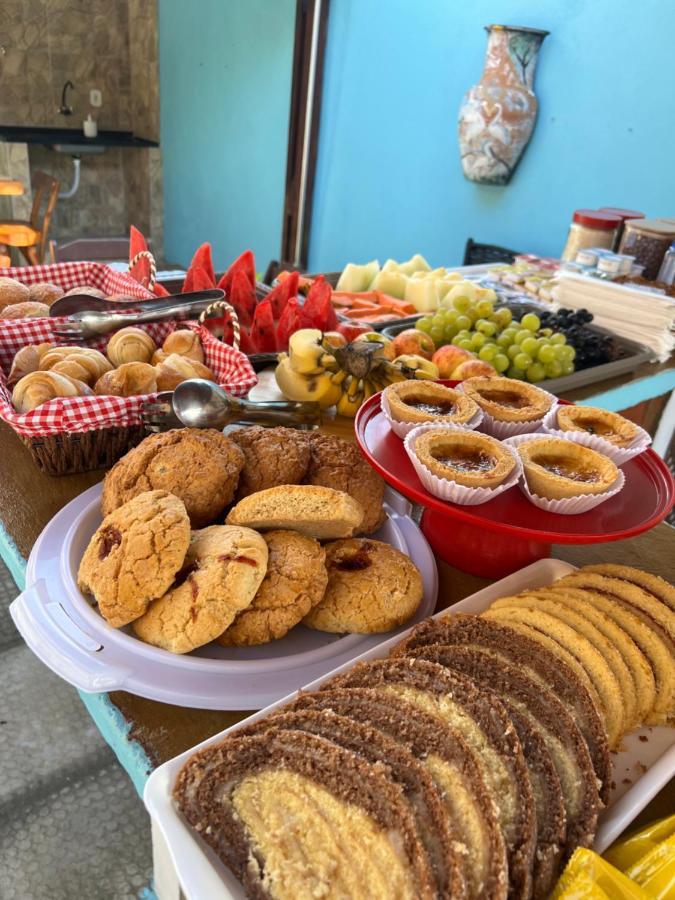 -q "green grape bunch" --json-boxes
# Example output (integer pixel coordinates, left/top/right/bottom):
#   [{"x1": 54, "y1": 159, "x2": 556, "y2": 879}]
[{"x1": 416, "y1": 294, "x2": 575, "y2": 383}]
